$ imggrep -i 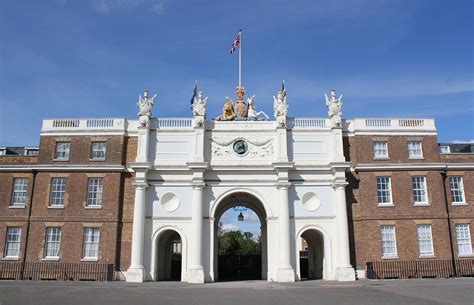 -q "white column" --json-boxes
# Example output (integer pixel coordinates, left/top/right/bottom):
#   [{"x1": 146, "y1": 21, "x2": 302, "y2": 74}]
[
  {"x1": 334, "y1": 183, "x2": 356, "y2": 281},
  {"x1": 126, "y1": 182, "x2": 148, "y2": 282},
  {"x1": 188, "y1": 184, "x2": 205, "y2": 283},
  {"x1": 276, "y1": 184, "x2": 295, "y2": 282}
]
